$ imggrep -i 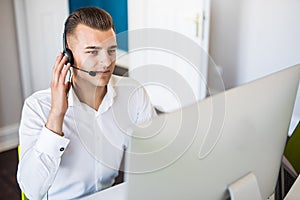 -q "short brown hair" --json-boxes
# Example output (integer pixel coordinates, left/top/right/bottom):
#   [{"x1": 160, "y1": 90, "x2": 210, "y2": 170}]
[{"x1": 65, "y1": 7, "x2": 115, "y2": 37}]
